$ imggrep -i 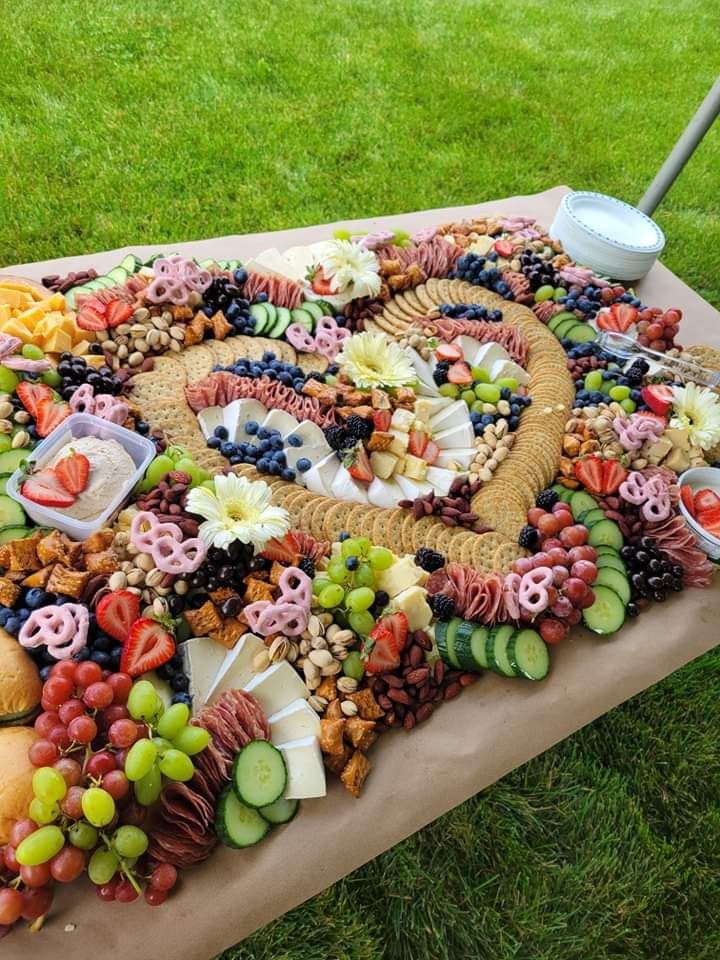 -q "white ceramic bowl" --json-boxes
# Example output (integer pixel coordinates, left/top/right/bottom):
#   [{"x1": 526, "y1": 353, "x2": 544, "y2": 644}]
[{"x1": 677, "y1": 466, "x2": 720, "y2": 561}]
